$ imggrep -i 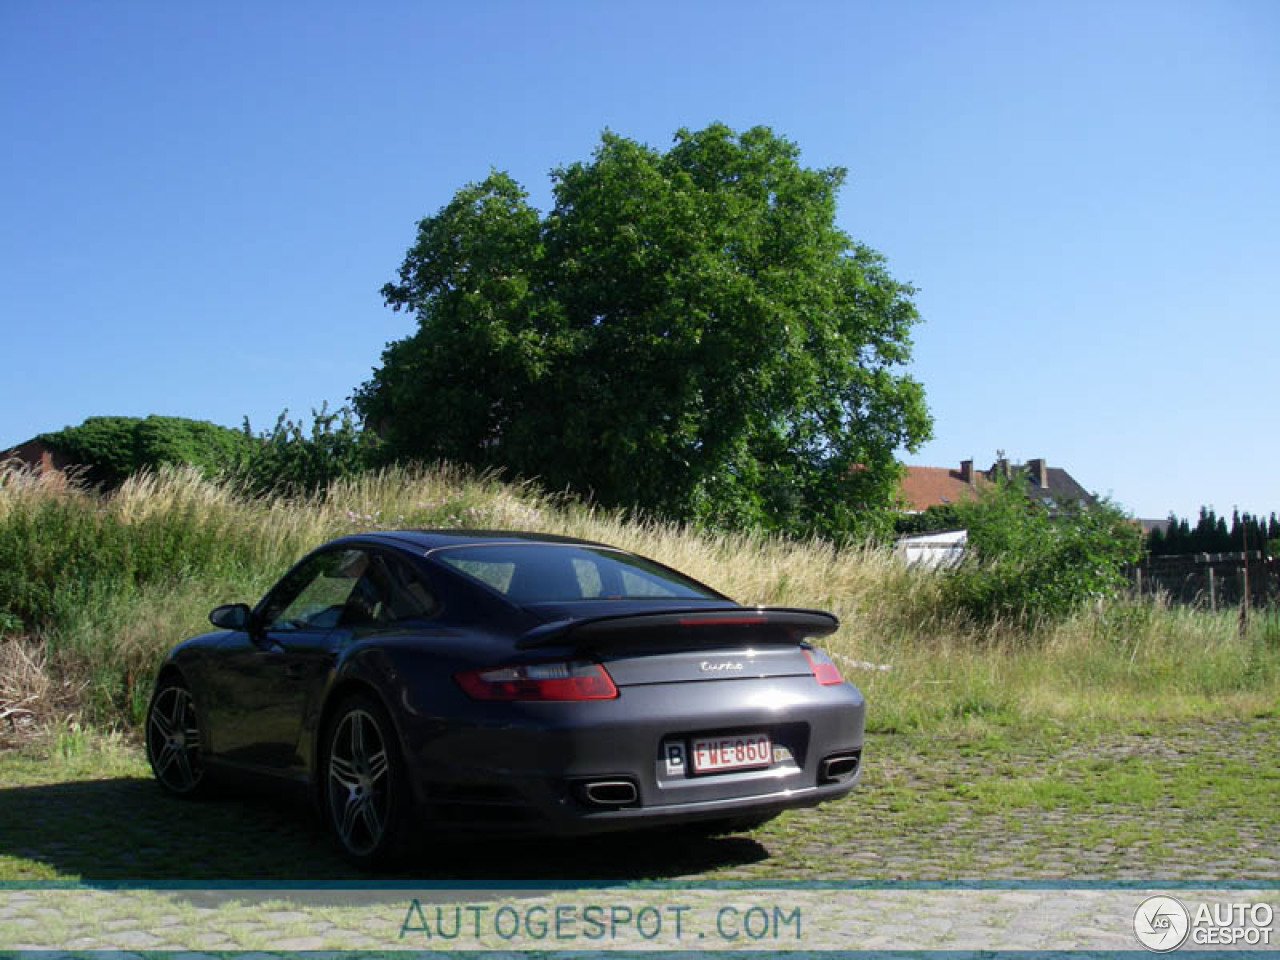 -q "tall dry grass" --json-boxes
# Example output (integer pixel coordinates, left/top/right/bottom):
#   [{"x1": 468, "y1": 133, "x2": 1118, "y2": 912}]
[{"x1": 1, "y1": 461, "x2": 1276, "y2": 733}]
